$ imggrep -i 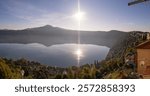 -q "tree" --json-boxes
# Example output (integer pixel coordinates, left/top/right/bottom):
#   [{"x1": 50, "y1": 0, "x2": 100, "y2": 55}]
[{"x1": 0, "y1": 59, "x2": 12, "y2": 79}]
